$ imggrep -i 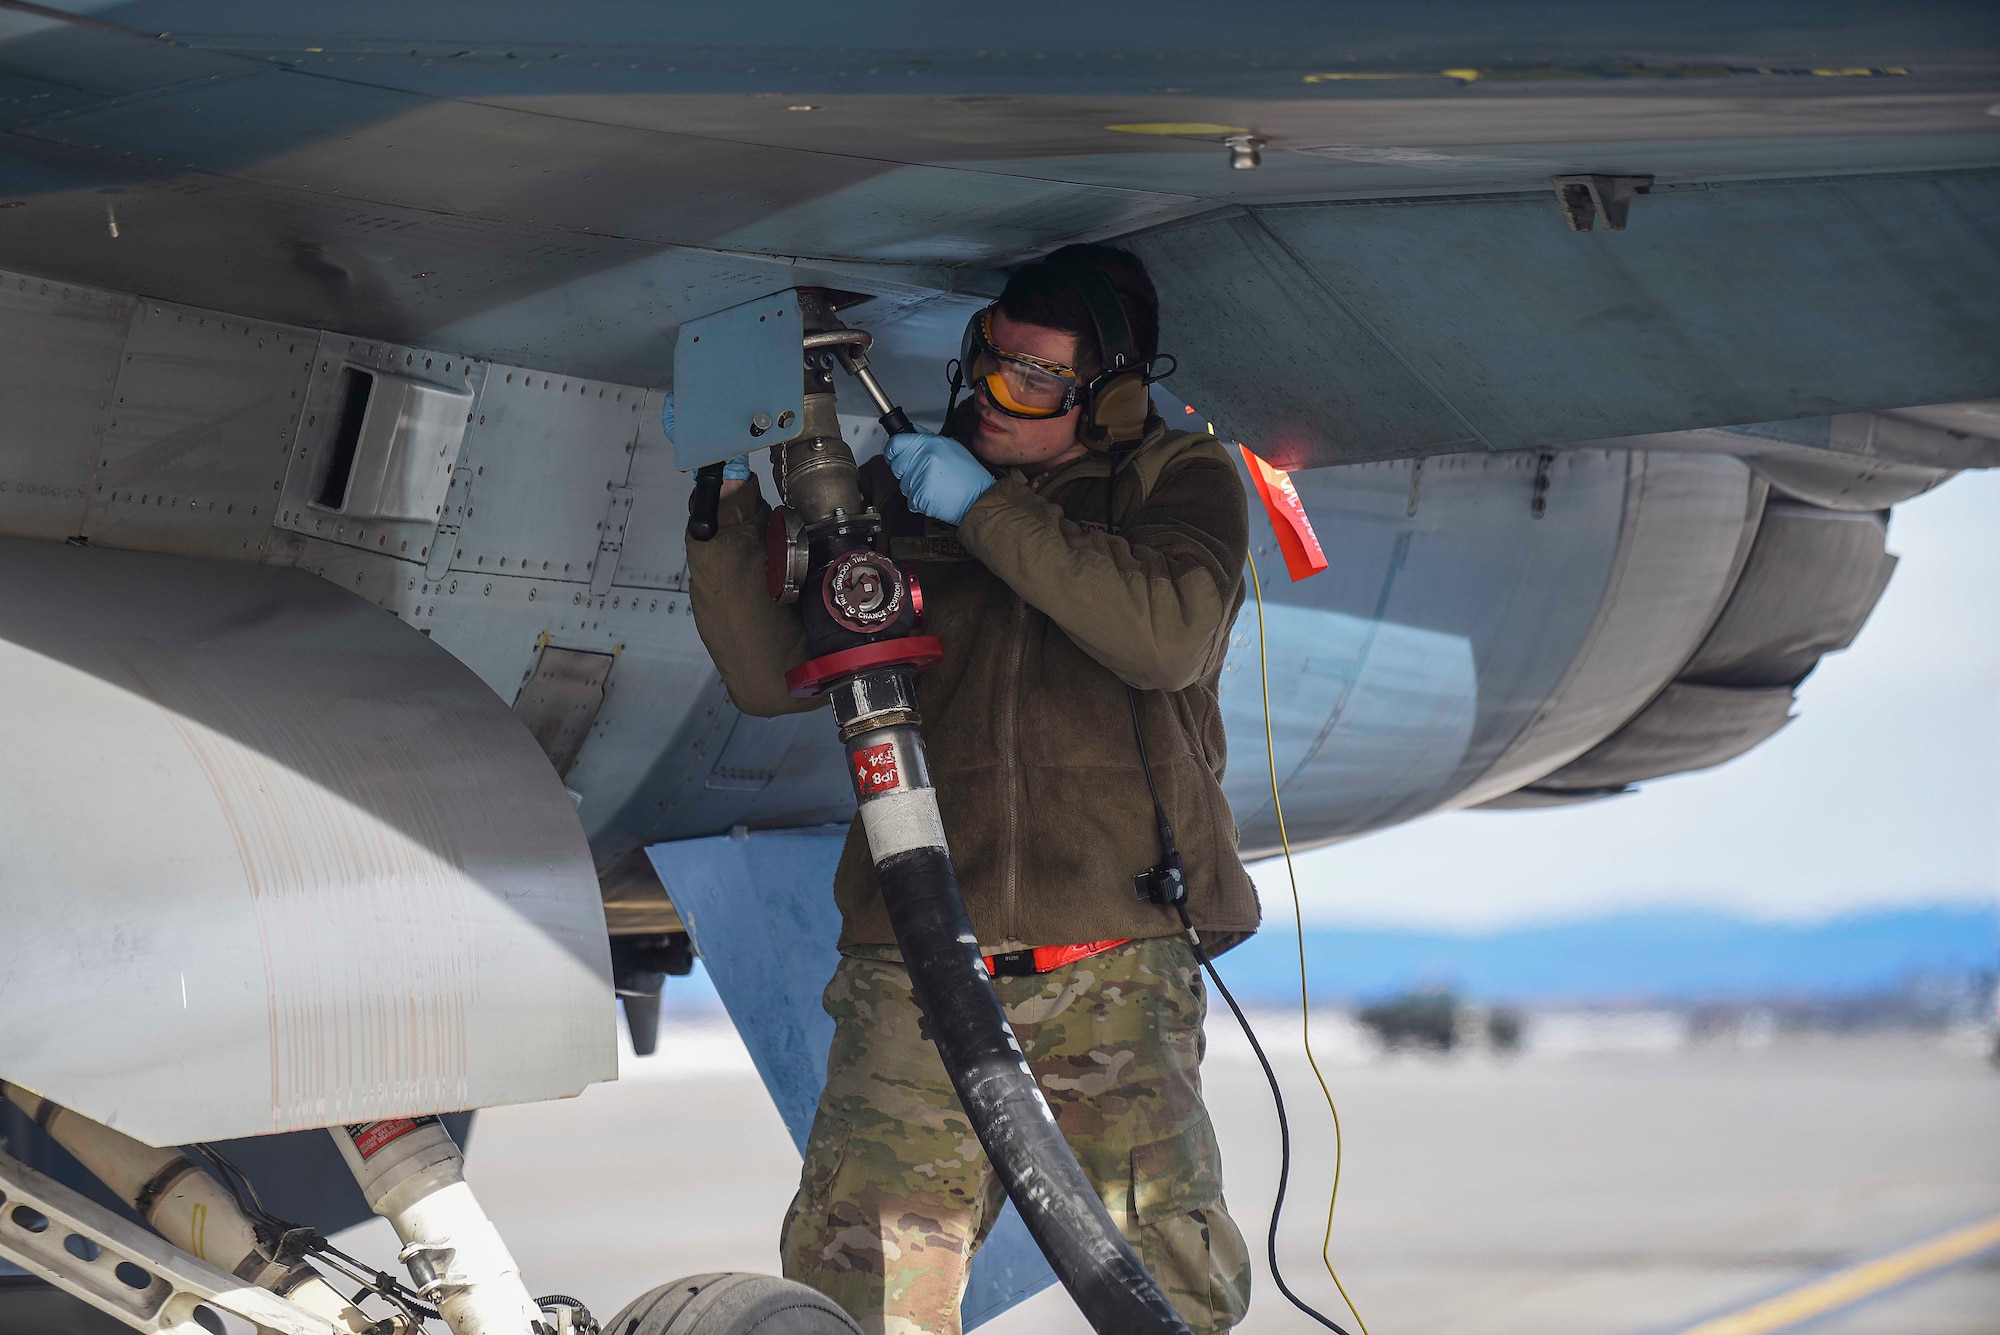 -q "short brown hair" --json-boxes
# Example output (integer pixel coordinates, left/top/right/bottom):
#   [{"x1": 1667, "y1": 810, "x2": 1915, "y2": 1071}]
[{"x1": 994, "y1": 243, "x2": 1159, "y2": 383}]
